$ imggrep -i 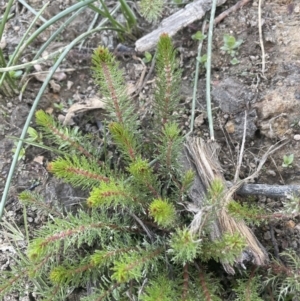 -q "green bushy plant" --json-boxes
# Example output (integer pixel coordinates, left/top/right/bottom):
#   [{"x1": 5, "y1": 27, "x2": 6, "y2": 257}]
[{"x1": 1, "y1": 34, "x2": 300, "y2": 301}]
